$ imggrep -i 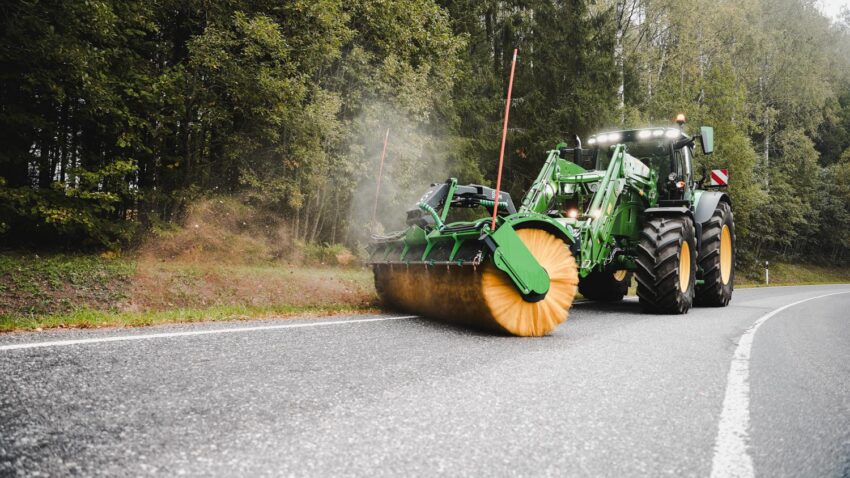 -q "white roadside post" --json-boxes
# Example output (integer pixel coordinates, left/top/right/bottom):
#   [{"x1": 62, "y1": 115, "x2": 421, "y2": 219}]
[{"x1": 765, "y1": 261, "x2": 769, "y2": 286}]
